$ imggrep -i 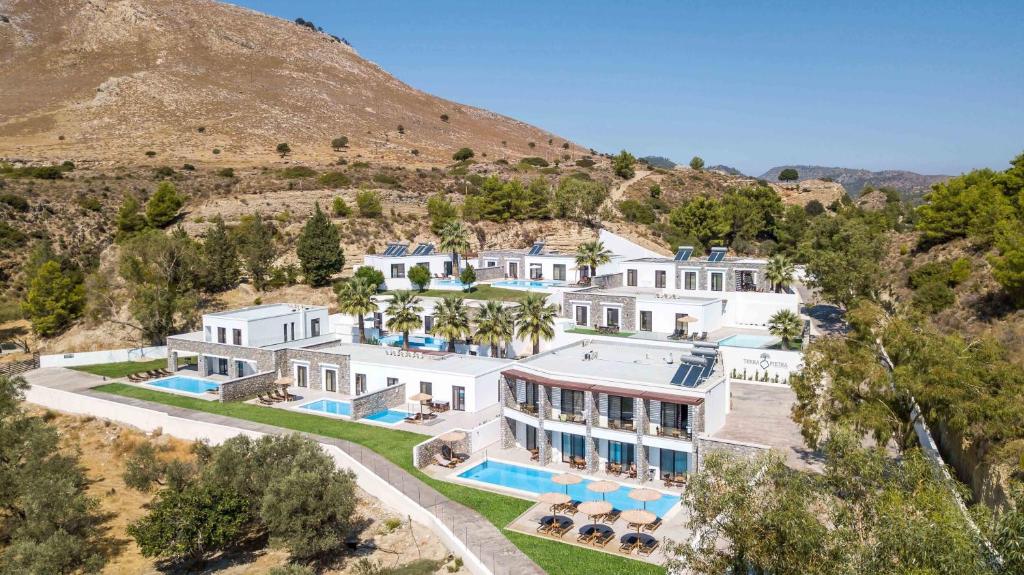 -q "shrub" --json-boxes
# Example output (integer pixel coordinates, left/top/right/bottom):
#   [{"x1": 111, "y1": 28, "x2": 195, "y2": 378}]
[
  {"x1": 0, "y1": 221, "x2": 27, "y2": 250},
  {"x1": 440, "y1": 114, "x2": 449, "y2": 122},
  {"x1": 76, "y1": 195, "x2": 102, "y2": 211},
  {"x1": 372, "y1": 172, "x2": 399, "y2": 186},
  {"x1": 331, "y1": 136, "x2": 348, "y2": 150},
  {"x1": 356, "y1": 190, "x2": 382, "y2": 218},
  {"x1": 411, "y1": 149, "x2": 419, "y2": 156},
  {"x1": 575, "y1": 158, "x2": 595, "y2": 168},
  {"x1": 279, "y1": 166, "x2": 317, "y2": 179},
  {"x1": 618, "y1": 199, "x2": 656, "y2": 224},
  {"x1": 689, "y1": 156, "x2": 705, "y2": 171},
  {"x1": 612, "y1": 150, "x2": 636, "y2": 178},
  {"x1": 61, "y1": 160, "x2": 76, "y2": 171},
  {"x1": 804, "y1": 199, "x2": 825, "y2": 216},
  {"x1": 519, "y1": 157, "x2": 549, "y2": 167},
  {"x1": 145, "y1": 181, "x2": 184, "y2": 228},
  {"x1": 408, "y1": 265, "x2": 431, "y2": 290},
  {"x1": 331, "y1": 196, "x2": 351, "y2": 217},
  {"x1": 452, "y1": 147, "x2": 474, "y2": 161},
  {"x1": 912, "y1": 280, "x2": 955, "y2": 313},
  {"x1": 145, "y1": 150, "x2": 157, "y2": 157},
  {"x1": 0, "y1": 193, "x2": 29, "y2": 211},
  {"x1": 319, "y1": 171, "x2": 350, "y2": 188},
  {"x1": 397, "y1": 124, "x2": 405, "y2": 134},
  {"x1": 276, "y1": 142, "x2": 291, "y2": 157},
  {"x1": 354, "y1": 266, "x2": 385, "y2": 288},
  {"x1": 153, "y1": 166, "x2": 175, "y2": 179},
  {"x1": 212, "y1": 148, "x2": 221, "y2": 155},
  {"x1": 216, "y1": 167, "x2": 234, "y2": 178},
  {"x1": 460, "y1": 265, "x2": 476, "y2": 286},
  {"x1": 181, "y1": 163, "x2": 196, "y2": 171}
]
